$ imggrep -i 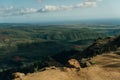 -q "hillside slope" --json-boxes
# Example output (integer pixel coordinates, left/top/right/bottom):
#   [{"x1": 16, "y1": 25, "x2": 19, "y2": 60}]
[
  {"x1": 2, "y1": 34, "x2": 120, "y2": 80},
  {"x1": 14, "y1": 52, "x2": 120, "y2": 80}
]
